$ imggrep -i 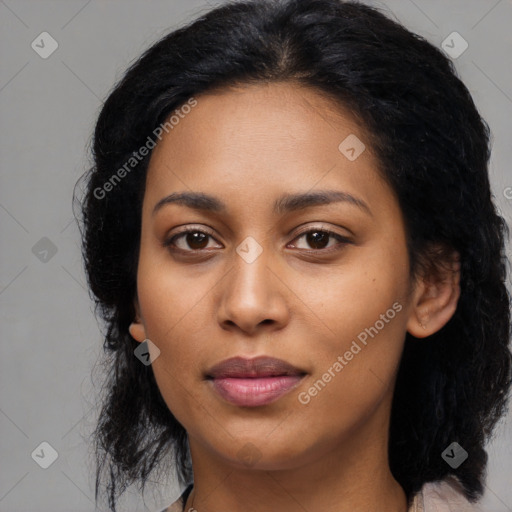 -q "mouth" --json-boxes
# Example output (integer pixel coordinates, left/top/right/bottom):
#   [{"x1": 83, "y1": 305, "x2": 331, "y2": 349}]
[{"x1": 206, "y1": 356, "x2": 307, "y2": 407}]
